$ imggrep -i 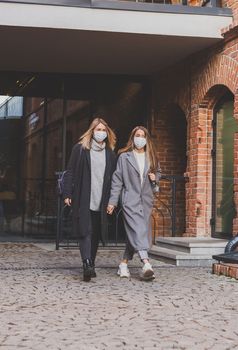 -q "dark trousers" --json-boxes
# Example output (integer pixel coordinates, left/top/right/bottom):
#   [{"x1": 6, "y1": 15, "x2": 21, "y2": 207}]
[{"x1": 79, "y1": 210, "x2": 101, "y2": 263}]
